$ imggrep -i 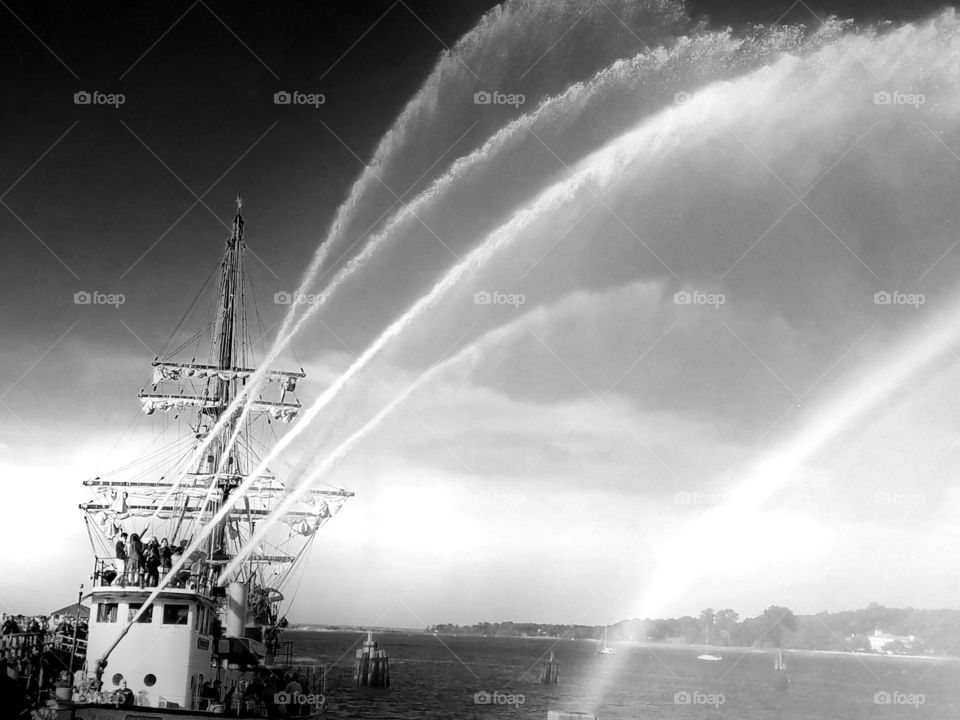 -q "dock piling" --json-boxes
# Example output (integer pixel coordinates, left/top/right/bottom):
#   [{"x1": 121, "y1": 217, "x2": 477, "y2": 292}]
[
  {"x1": 353, "y1": 631, "x2": 390, "y2": 688},
  {"x1": 539, "y1": 650, "x2": 560, "y2": 684}
]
